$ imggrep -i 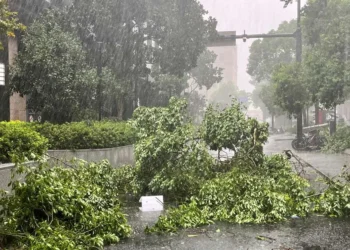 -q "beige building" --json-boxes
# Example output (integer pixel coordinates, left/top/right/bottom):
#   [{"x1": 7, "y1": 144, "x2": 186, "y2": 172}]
[
  {"x1": 207, "y1": 31, "x2": 238, "y2": 85},
  {"x1": 205, "y1": 31, "x2": 238, "y2": 101}
]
